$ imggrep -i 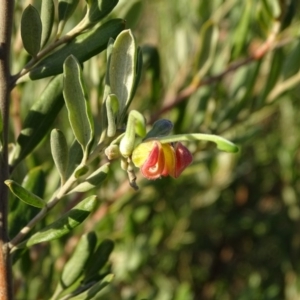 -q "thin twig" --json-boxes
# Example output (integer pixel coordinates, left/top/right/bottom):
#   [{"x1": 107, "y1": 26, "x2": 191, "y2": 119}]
[{"x1": 150, "y1": 21, "x2": 282, "y2": 123}]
